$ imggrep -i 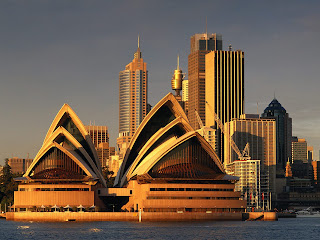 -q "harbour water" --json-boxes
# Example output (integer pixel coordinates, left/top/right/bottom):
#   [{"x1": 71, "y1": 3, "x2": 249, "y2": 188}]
[{"x1": 1, "y1": 218, "x2": 319, "y2": 240}]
